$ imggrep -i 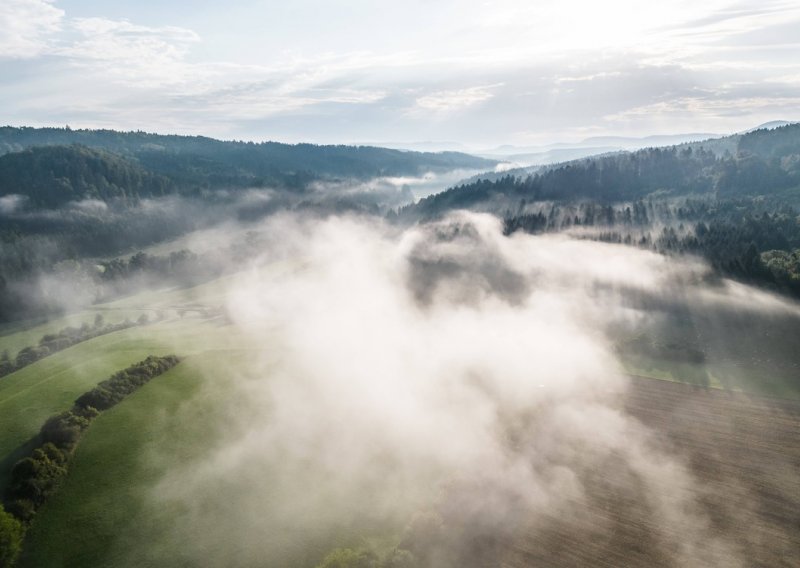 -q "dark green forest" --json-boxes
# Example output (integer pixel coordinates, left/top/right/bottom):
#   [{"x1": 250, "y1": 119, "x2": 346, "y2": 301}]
[
  {"x1": 406, "y1": 124, "x2": 800, "y2": 219},
  {"x1": 0, "y1": 146, "x2": 173, "y2": 208},
  {"x1": 501, "y1": 198, "x2": 800, "y2": 297},
  {"x1": 0, "y1": 126, "x2": 495, "y2": 198}
]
